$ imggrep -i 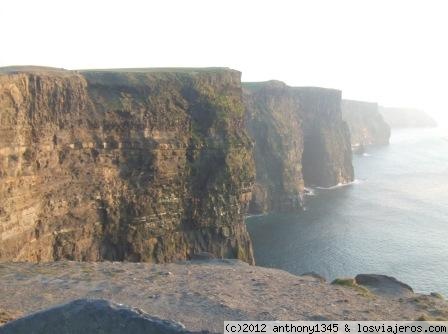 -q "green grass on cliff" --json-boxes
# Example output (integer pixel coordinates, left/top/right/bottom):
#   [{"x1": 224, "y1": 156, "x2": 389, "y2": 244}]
[
  {"x1": 79, "y1": 67, "x2": 235, "y2": 73},
  {"x1": 332, "y1": 278, "x2": 372, "y2": 297},
  {"x1": 0, "y1": 66, "x2": 235, "y2": 74}
]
